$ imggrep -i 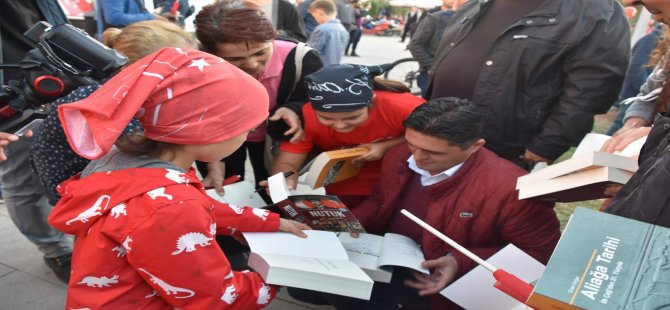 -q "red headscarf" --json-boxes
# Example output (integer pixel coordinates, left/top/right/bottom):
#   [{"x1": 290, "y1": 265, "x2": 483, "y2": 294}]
[{"x1": 59, "y1": 48, "x2": 269, "y2": 160}]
